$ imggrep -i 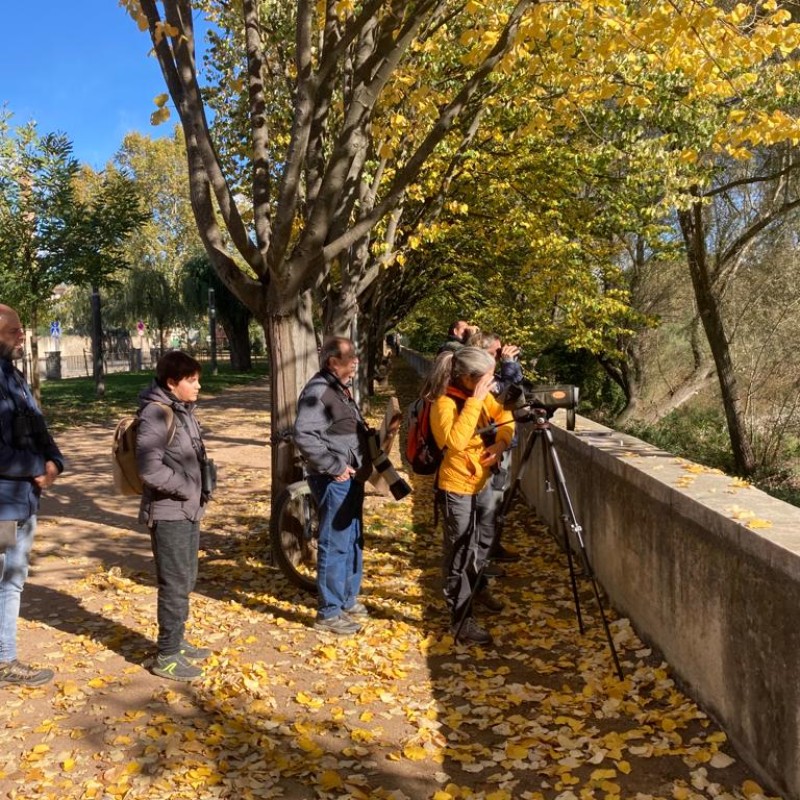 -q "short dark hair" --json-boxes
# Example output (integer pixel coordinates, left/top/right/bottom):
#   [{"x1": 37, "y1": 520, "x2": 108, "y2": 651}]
[
  {"x1": 447, "y1": 320, "x2": 464, "y2": 336},
  {"x1": 156, "y1": 350, "x2": 202, "y2": 387}
]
